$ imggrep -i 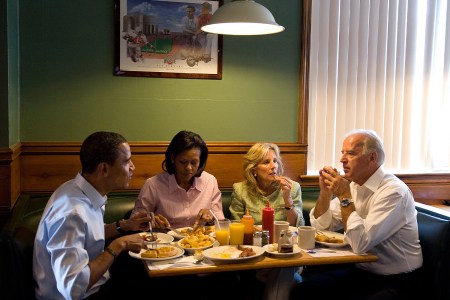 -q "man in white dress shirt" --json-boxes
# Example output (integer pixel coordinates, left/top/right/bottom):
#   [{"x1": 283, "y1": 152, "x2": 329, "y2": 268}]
[{"x1": 291, "y1": 129, "x2": 423, "y2": 300}]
